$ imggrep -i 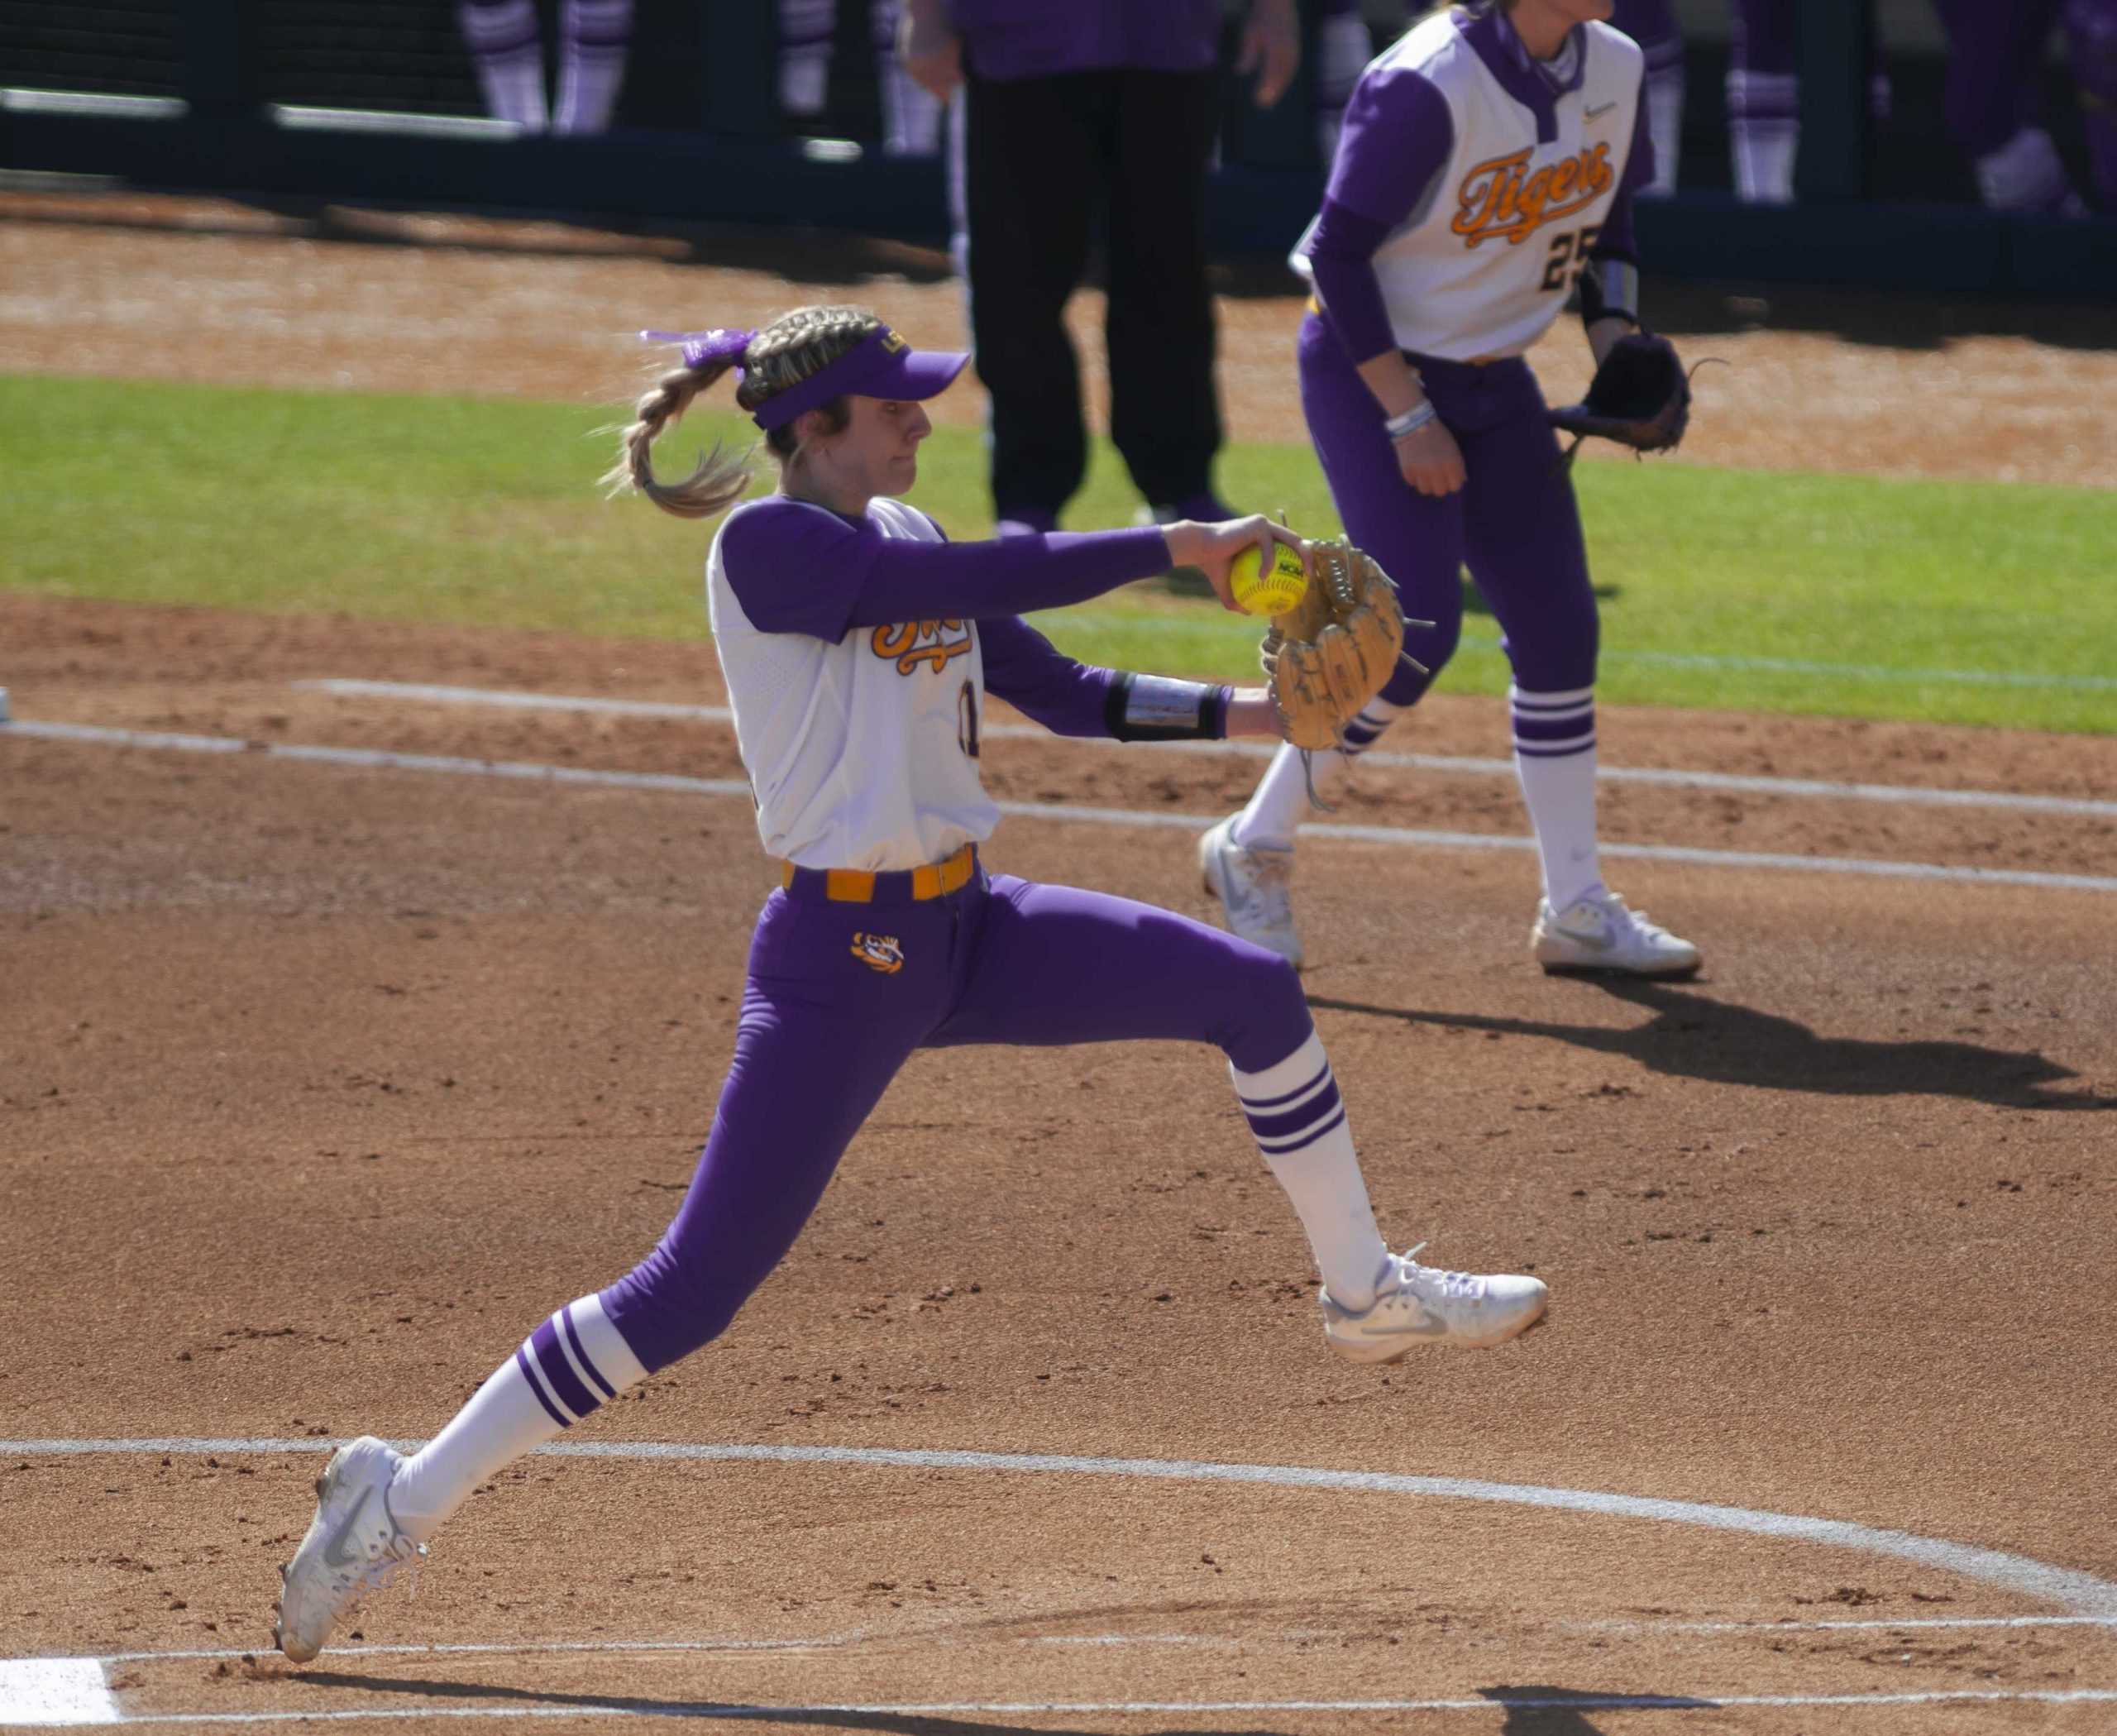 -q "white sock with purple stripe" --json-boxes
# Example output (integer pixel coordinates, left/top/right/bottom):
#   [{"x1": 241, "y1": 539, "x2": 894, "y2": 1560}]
[
  {"x1": 388, "y1": 1294, "x2": 647, "y2": 1543},
  {"x1": 777, "y1": 0, "x2": 835, "y2": 117},
  {"x1": 554, "y1": 0, "x2": 632, "y2": 134},
  {"x1": 1511, "y1": 684, "x2": 1602, "y2": 911},
  {"x1": 1728, "y1": 69, "x2": 1799, "y2": 203},
  {"x1": 459, "y1": 0, "x2": 548, "y2": 129},
  {"x1": 1232, "y1": 697, "x2": 1407, "y2": 851},
  {"x1": 1643, "y1": 47, "x2": 1685, "y2": 195},
  {"x1": 1234, "y1": 1032, "x2": 1388, "y2": 1313}
]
